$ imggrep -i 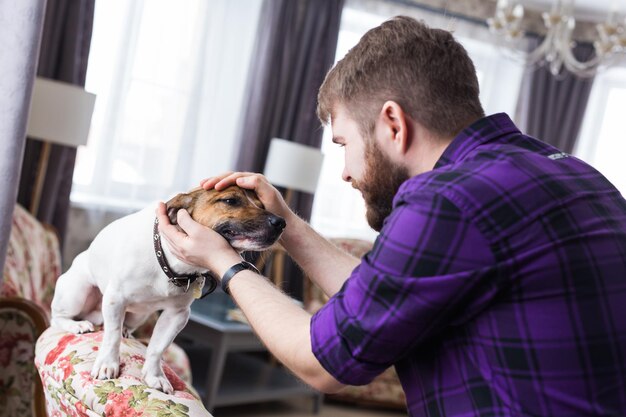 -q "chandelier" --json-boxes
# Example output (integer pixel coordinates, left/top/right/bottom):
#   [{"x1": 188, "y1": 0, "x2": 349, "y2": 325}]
[{"x1": 487, "y1": 0, "x2": 626, "y2": 77}]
